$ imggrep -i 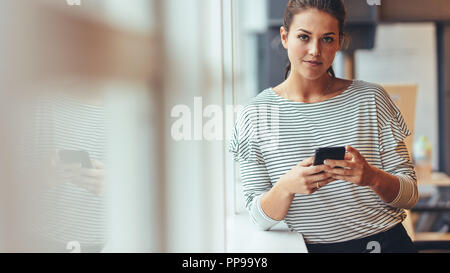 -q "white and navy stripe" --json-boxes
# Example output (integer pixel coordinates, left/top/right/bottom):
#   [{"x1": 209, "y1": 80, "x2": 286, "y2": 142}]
[{"x1": 229, "y1": 80, "x2": 417, "y2": 244}]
